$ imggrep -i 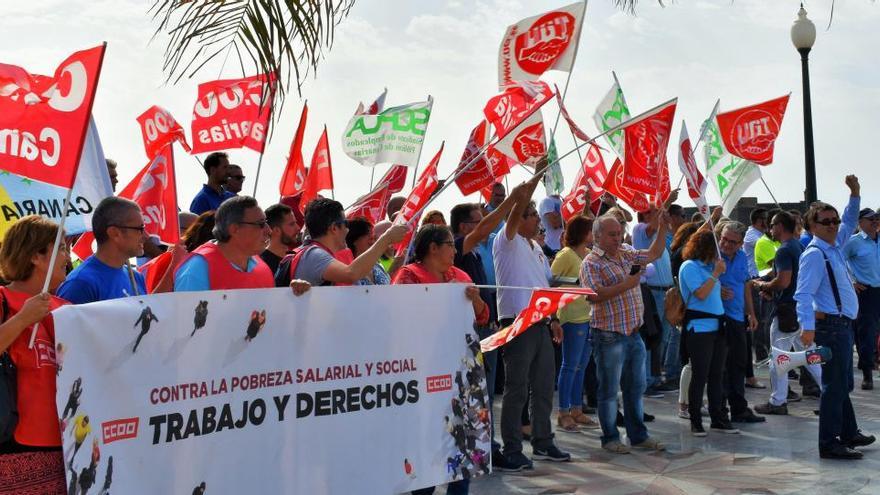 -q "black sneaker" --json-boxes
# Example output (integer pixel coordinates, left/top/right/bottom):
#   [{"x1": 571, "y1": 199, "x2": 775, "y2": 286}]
[
  {"x1": 710, "y1": 421, "x2": 740, "y2": 434},
  {"x1": 754, "y1": 402, "x2": 788, "y2": 415},
  {"x1": 533, "y1": 444, "x2": 571, "y2": 462},
  {"x1": 862, "y1": 380, "x2": 874, "y2": 391},
  {"x1": 820, "y1": 444, "x2": 863, "y2": 460},
  {"x1": 582, "y1": 405, "x2": 597, "y2": 414},
  {"x1": 691, "y1": 423, "x2": 707, "y2": 437},
  {"x1": 644, "y1": 387, "x2": 664, "y2": 399},
  {"x1": 494, "y1": 451, "x2": 533, "y2": 472},
  {"x1": 656, "y1": 380, "x2": 679, "y2": 392},
  {"x1": 731, "y1": 409, "x2": 767, "y2": 423},
  {"x1": 802, "y1": 386, "x2": 821, "y2": 398},
  {"x1": 643, "y1": 412, "x2": 655, "y2": 422},
  {"x1": 844, "y1": 431, "x2": 876, "y2": 448},
  {"x1": 787, "y1": 388, "x2": 802, "y2": 403}
]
